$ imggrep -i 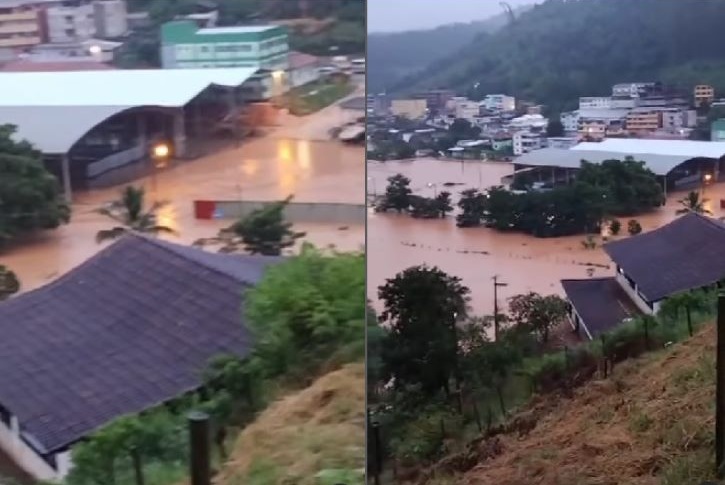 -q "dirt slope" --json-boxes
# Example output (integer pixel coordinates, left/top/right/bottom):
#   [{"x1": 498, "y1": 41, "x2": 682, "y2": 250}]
[
  {"x1": 441, "y1": 325, "x2": 719, "y2": 485},
  {"x1": 217, "y1": 363, "x2": 365, "y2": 485}
]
